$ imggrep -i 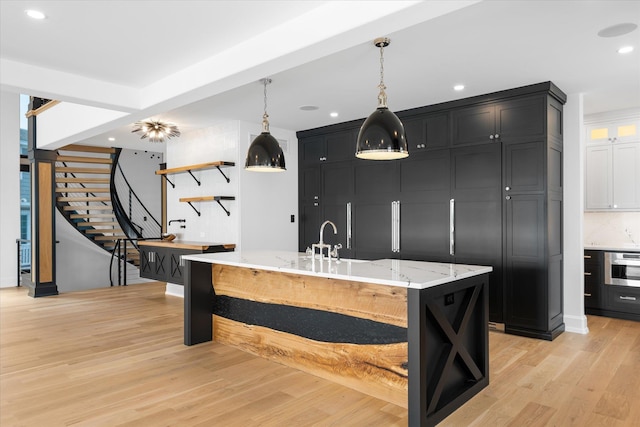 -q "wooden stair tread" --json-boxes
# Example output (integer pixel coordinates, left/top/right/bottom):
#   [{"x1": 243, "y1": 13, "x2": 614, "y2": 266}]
[
  {"x1": 60, "y1": 144, "x2": 116, "y2": 154},
  {"x1": 62, "y1": 205, "x2": 113, "y2": 211},
  {"x1": 55, "y1": 187, "x2": 109, "y2": 193},
  {"x1": 156, "y1": 161, "x2": 235, "y2": 175},
  {"x1": 57, "y1": 196, "x2": 111, "y2": 202},
  {"x1": 57, "y1": 177, "x2": 110, "y2": 183},
  {"x1": 94, "y1": 235, "x2": 126, "y2": 240},
  {"x1": 56, "y1": 167, "x2": 111, "y2": 174},
  {"x1": 69, "y1": 213, "x2": 116, "y2": 219},
  {"x1": 56, "y1": 155, "x2": 112, "y2": 164},
  {"x1": 77, "y1": 221, "x2": 120, "y2": 227},
  {"x1": 85, "y1": 229, "x2": 123, "y2": 235}
]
